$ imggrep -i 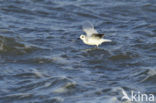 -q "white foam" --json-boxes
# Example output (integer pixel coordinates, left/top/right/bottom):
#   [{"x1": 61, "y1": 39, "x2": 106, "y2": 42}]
[
  {"x1": 33, "y1": 69, "x2": 44, "y2": 78},
  {"x1": 141, "y1": 67, "x2": 156, "y2": 82}
]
